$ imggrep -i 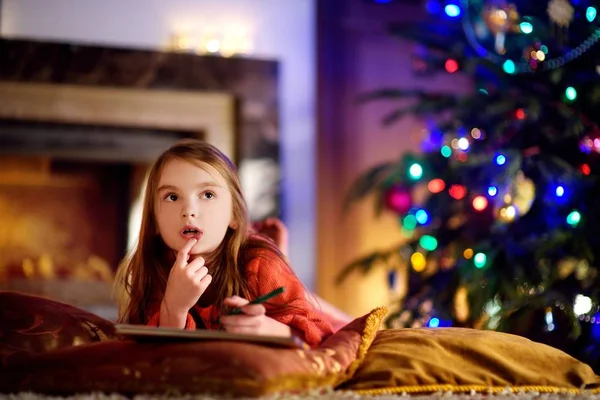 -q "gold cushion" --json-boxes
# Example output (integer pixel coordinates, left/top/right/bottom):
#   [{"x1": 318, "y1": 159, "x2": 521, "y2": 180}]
[{"x1": 340, "y1": 327, "x2": 600, "y2": 395}]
